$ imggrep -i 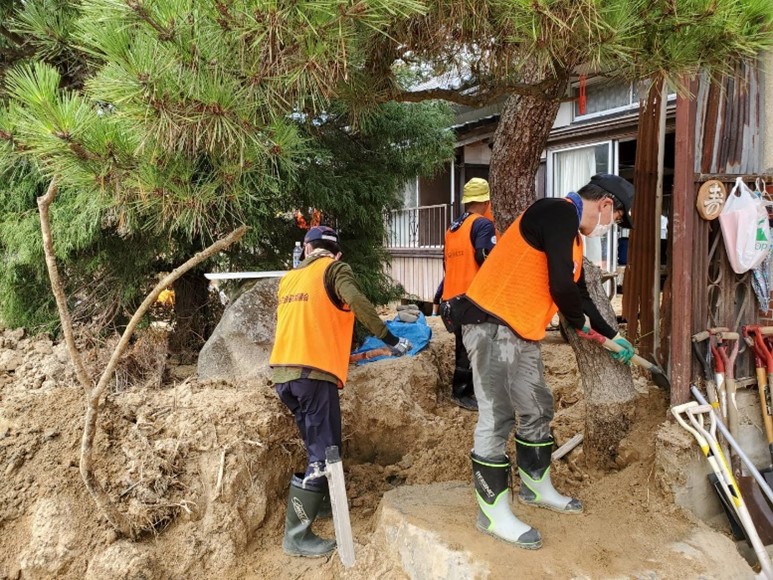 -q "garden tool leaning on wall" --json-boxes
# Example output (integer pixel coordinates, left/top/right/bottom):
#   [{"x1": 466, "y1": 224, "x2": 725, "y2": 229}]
[
  {"x1": 691, "y1": 328, "x2": 729, "y2": 412},
  {"x1": 713, "y1": 332, "x2": 740, "y2": 463},
  {"x1": 714, "y1": 330, "x2": 773, "y2": 544},
  {"x1": 743, "y1": 325, "x2": 773, "y2": 488},
  {"x1": 672, "y1": 401, "x2": 773, "y2": 580},
  {"x1": 692, "y1": 329, "x2": 745, "y2": 538}
]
